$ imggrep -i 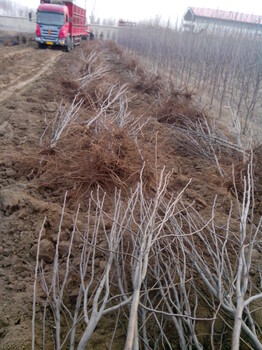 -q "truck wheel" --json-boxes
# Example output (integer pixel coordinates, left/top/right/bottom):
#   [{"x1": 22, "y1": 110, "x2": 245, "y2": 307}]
[
  {"x1": 37, "y1": 43, "x2": 45, "y2": 49},
  {"x1": 65, "y1": 35, "x2": 71, "y2": 52}
]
